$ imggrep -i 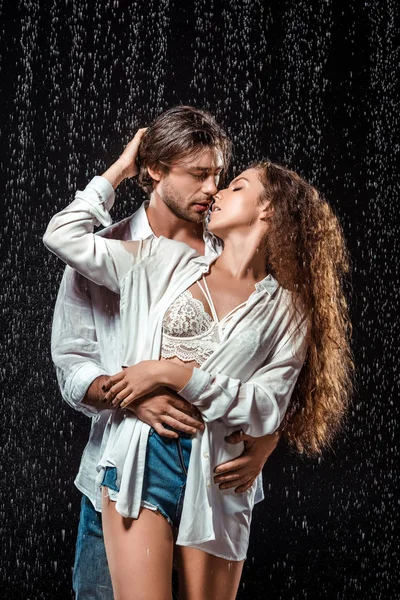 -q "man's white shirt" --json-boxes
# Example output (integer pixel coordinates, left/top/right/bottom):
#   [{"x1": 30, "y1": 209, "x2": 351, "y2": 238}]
[{"x1": 48, "y1": 176, "x2": 308, "y2": 560}]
